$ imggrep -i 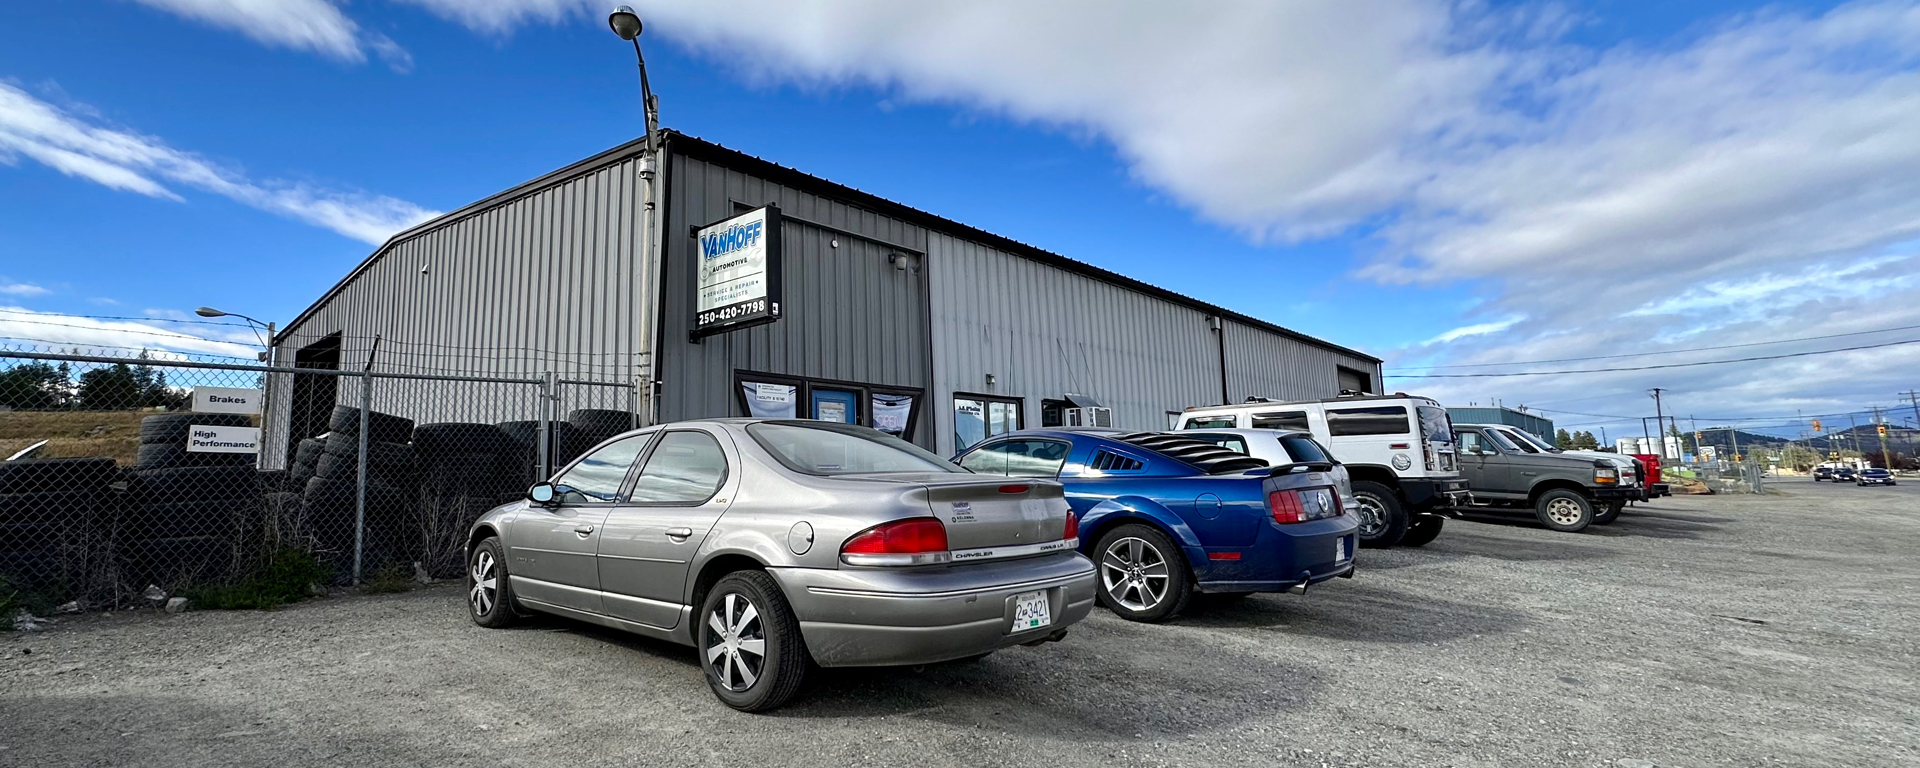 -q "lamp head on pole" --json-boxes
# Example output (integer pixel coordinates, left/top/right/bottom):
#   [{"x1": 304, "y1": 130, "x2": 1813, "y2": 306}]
[
  {"x1": 195, "y1": 307, "x2": 227, "y2": 318},
  {"x1": 609, "y1": 6, "x2": 643, "y2": 41}
]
